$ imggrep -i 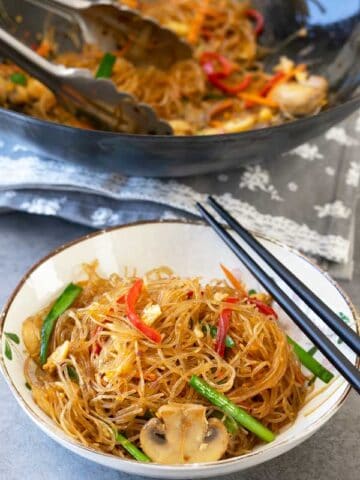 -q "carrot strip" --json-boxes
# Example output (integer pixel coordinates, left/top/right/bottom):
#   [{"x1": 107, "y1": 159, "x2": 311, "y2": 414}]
[
  {"x1": 269, "y1": 64, "x2": 307, "y2": 94},
  {"x1": 239, "y1": 92, "x2": 278, "y2": 108},
  {"x1": 208, "y1": 99, "x2": 234, "y2": 120},
  {"x1": 188, "y1": 0, "x2": 209, "y2": 44},
  {"x1": 245, "y1": 64, "x2": 307, "y2": 108},
  {"x1": 36, "y1": 41, "x2": 51, "y2": 57},
  {"x1": 220, "y1": 264, "x2": 247, "y2": 297}
]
